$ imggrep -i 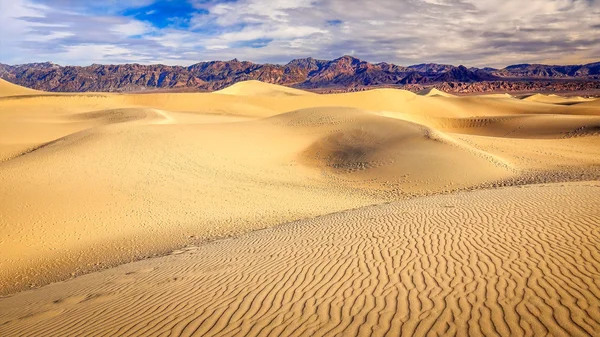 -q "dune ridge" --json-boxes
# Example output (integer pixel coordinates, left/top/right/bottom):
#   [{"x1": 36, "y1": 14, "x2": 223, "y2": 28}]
[
  {"x1": 214, "y1": 80, "x2": 316, "y2": 97},
  {"x1": 0, "y1": 78, "x2": 41, "y2": 97},
  {"x1": 417, "y1": 87, "x2": 455, "y2": 97},
  {"x1": 522, "y1": 93, "x2": 594, "y2": 104}
]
